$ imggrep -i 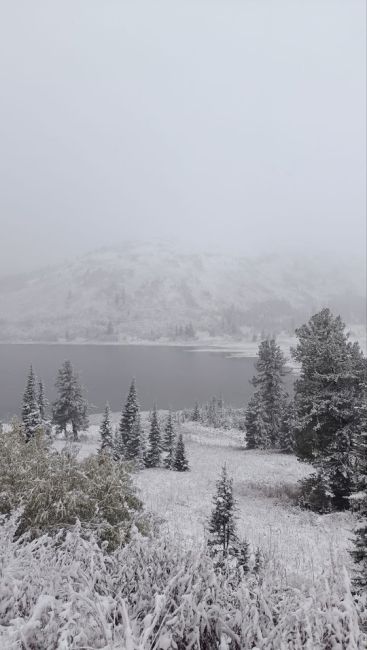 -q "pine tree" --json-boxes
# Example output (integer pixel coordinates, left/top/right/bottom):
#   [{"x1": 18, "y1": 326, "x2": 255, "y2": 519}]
[
  {"x1": 173, "y1": 433, "x2": 189, "y2": 471},
  {"x1": 292, "y1": 308, "x2": 366, "y2": 511},
  {"x1": 22, "y1": 366, "x2": 41, "y2": 441},
  {"x1": 52, "y1": 361, "x2": 89, "y2": 441},
  {"x1": 163, "y1": 411, "x2": 176, "y2": 469},
  {"x1": 208, "y1": 465, "x2": 237, "y2": 555},
  {"x1": 37, "y1": 380, "x2": 48, "y2": 422},
  {"x1": 126, "y1": 413, "x2": 143, "y2": 461},
  {"x1": 192, "y1": 401, "x2": 201, "y2": 422},
  {"x1": 118, "y1": 379, "x2": 140, "y2": 459},
  {"x1": 99, "y1": 403, "x2": 114, "y2": 455},
  {"x1": 245, "y1": 393, "x2": 269, "y2": 449},
  {"x1": 244, "y1": 338, "x2": 288, "y2": 449},
  {"x1": 145, "y1": 405, "x2": 161, "y2": 467}
]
